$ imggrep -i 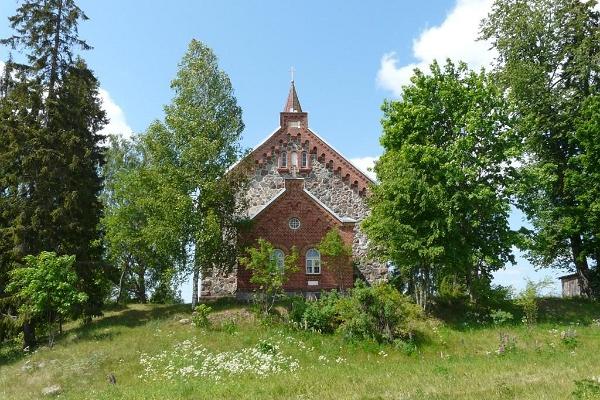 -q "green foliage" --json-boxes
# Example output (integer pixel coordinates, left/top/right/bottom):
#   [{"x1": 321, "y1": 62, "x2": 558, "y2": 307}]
[
  {"x1": 138, "y1": 39, "x2": 246, "y2": 307},
  {"x1": 290, "y1": 283, "x2": 422, "y2": 343},
  {"x1": 290, "y1": 291, "x2": 341, "y2": 333},
  {"x1": 515, "y1": 279, "x2": 553, "y2": 325},
  {"x1": 318, "y1": 228, "x2": 352, "y2": 290},
  {"x1": 6, "y1": 252, "x2": 87, "y2": 346},
  {"x1": 482, "y1": 0, "x2": 600, "y2": 294},
  {"x1": 1, "y1": 0, "x2": 108, "y2": 327},
  {"x1": 561, "y1": 328, "x2": 578, "y2": 349},
  {"x1": 490, "y1": 309, "x2": 514, "y2": 325},
  {"x1": 238, "y1": 239, "x2": 299, "y2": 315},
  {"x1": 336, "y1": 281, "x2": 422, "y2": 343},
  {"x1": 363, "y1": 60, "x2": 516, "y2": 309},
  {"x1": 102, "y1": 135, "x2": 185, "y2": 304},
  {"x1": 1, "y1": 0, "x2": 92, "y2": 99},
  {"x1": 191, "y1": 304, "x2": 213, "y2": 329}
]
